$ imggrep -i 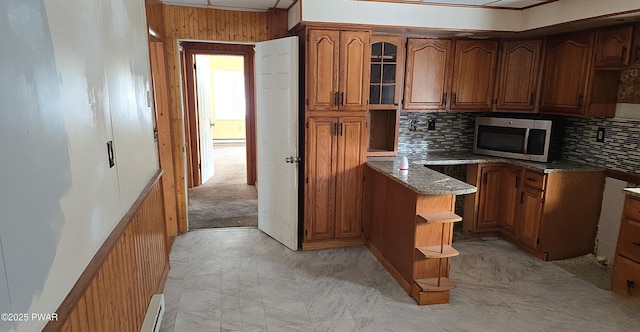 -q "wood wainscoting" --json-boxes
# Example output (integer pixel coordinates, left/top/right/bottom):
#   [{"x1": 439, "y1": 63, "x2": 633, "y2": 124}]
[{"x1": 44, "y1": 170, "x2": 169, "y2": 331}]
